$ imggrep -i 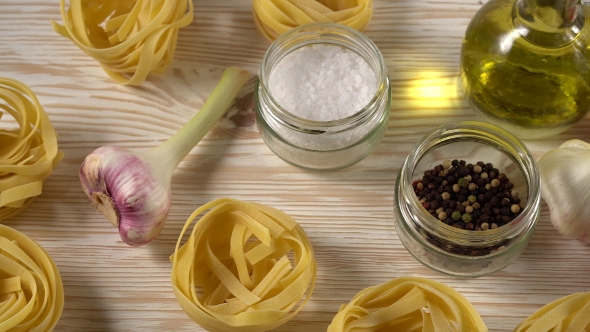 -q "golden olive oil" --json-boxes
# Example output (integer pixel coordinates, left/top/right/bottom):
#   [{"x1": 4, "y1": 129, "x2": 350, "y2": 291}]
[{"x1": 461, "y1": 0, "x2": 590, "y2": 139}]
